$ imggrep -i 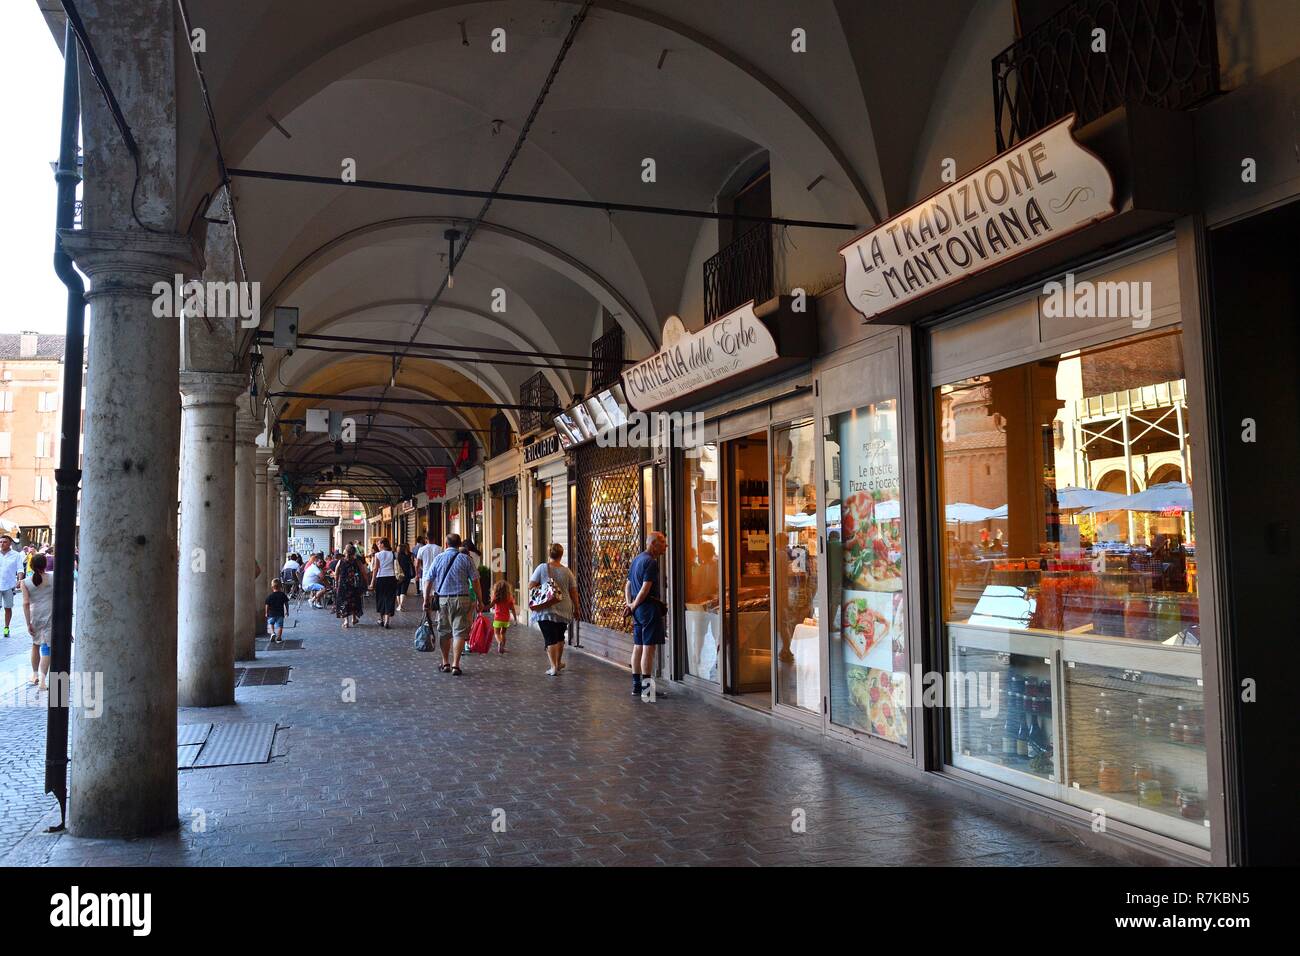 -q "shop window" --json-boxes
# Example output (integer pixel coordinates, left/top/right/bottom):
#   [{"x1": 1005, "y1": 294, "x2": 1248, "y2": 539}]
[
  {"x1": 936, "y1": 326, "x2": 1208, "y2": 849},
  {"x1": 824, "y1": 347, "x2": 909, "y2": 745},
  {"x1": 773, "y1": 420, "x2": 821, "y2": 712},
  {"x1": 682, "y1": 444, "x2": 721, "y2": 681}
]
